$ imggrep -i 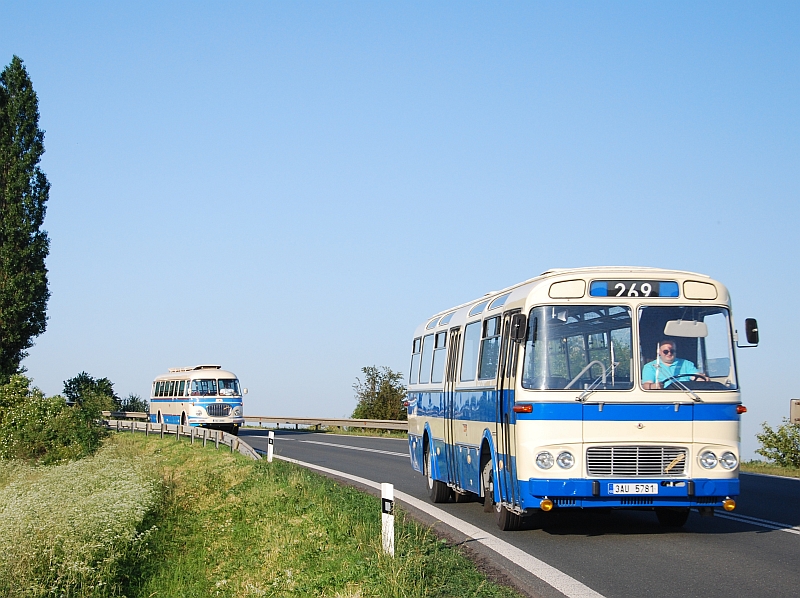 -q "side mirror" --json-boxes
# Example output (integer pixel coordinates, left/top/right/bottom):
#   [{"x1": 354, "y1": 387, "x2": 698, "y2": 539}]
[
  {"x1": 745, "y1": 318, "x2": 759, "y2": 345},
  {"x1": 243, "y1": 388, "x2": 249, "y2": 395},
  {"x1": 510, "y1": 313, "x2": 527, "y2": 342}
]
